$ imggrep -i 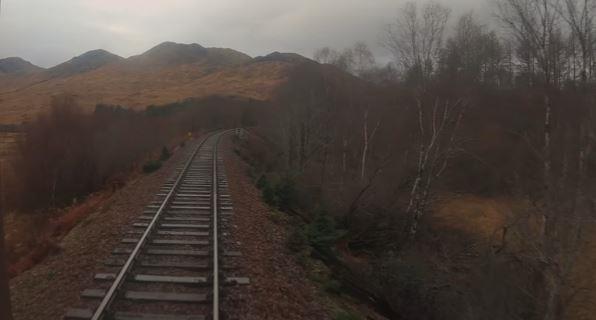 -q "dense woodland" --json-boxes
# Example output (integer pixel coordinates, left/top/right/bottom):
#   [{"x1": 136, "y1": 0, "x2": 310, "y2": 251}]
[{"x1": 238, "y1": 0, "x2": 596, "y2": 319}]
